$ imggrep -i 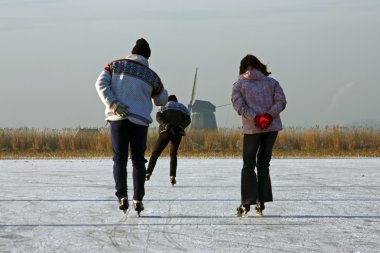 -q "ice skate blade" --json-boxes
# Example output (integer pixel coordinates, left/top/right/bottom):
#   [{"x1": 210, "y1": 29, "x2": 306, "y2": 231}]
[
  {"x1": 119, "y1": 204, "x2": 129, "y2": 211},
  {"x1": 236, "y1": 209, "x2": 249, "y2": 218},
  {"x1": 133, "y1": 201, "x2": 144, "y2": 217},
  {"x1": 236, "y1": 213, "x2": 248, "y2": 218},
  {"x1": 169, "y1": 177, "x2": 176, "y2": 186},
  {"x1": 119, "y1": 198, "x2": 129, "y2": 212}
]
